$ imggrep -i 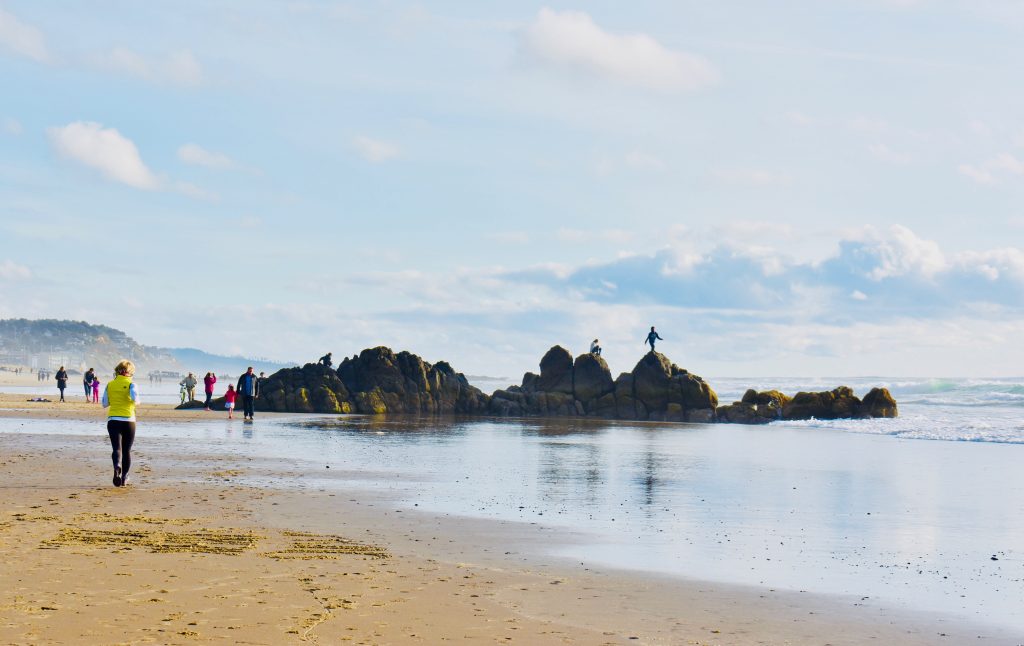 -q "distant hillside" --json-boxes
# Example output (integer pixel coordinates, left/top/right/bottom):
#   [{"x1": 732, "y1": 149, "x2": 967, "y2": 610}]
[{"x1": 0, "y1": 318, "x2": 292, "y2": 377}]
